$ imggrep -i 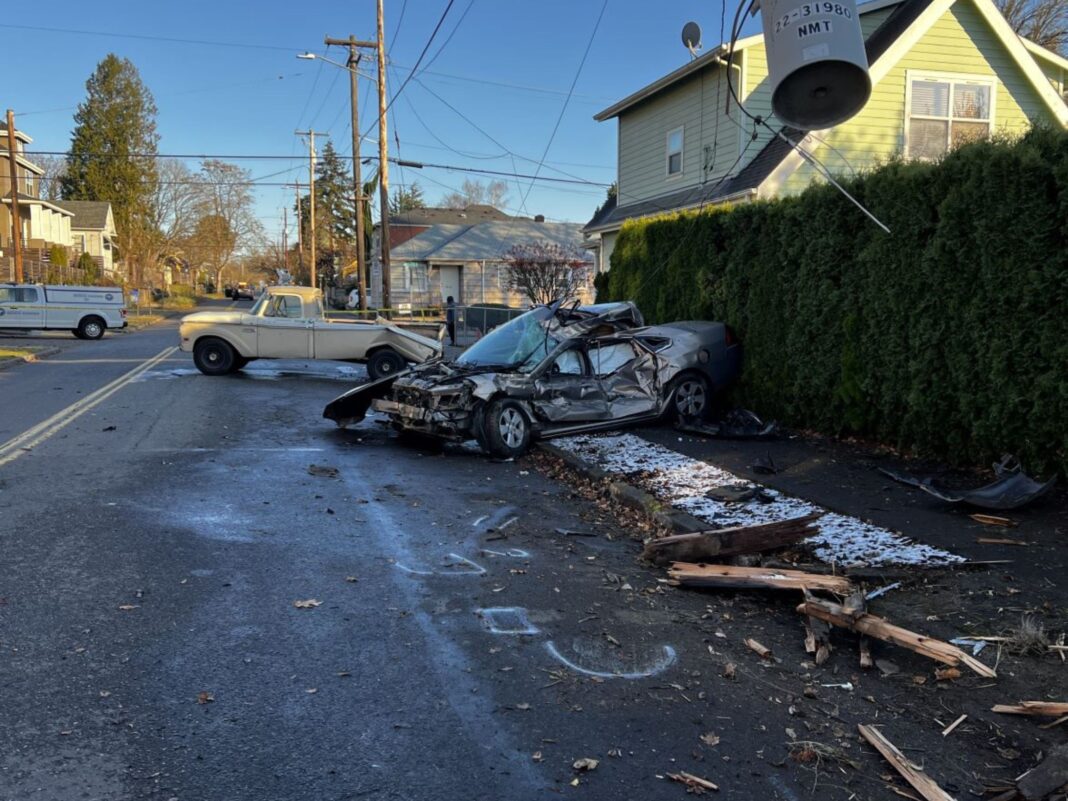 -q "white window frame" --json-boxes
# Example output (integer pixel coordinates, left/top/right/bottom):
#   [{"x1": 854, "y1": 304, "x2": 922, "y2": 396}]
[
  {"x1": 665, "y1": 126, "x2": 685, "y2": 179},
  {"x1": 904, "y1": 70, "x2": 997, "y2": 160}
]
